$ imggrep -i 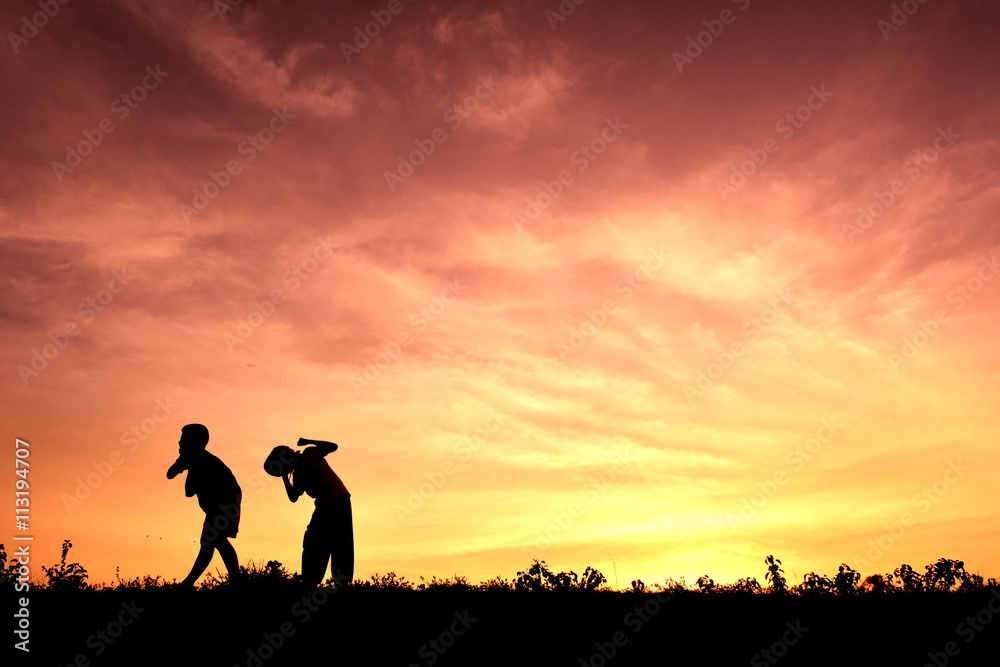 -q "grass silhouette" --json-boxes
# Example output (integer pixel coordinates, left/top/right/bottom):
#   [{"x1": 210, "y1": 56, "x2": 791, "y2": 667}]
[{"x1": 7, "y1": 542, "x2": 1000, "y2": 666}]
